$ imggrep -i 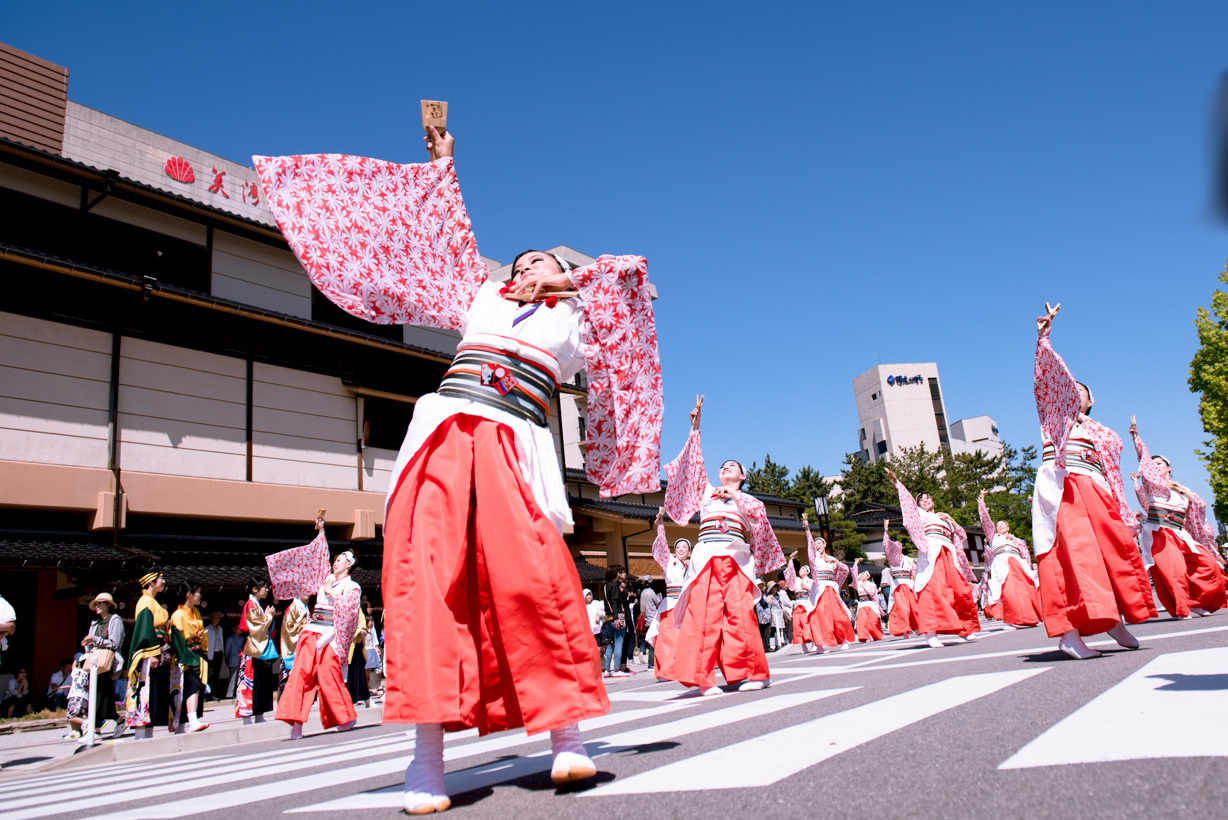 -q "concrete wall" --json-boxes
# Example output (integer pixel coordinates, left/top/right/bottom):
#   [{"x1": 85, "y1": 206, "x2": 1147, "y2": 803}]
[
  {"x1": 118, "y1": 337, "x2": 247, "y2": 480},
  {"x1": 0, "y1": 312, "x2": 111, "y2": 469},
  {"x1": 252, "y1": 363, "x2": 357, "y2": 490},
  {"x1": 211, "y1": 230, "x2": 312, "y2": 318},
  {"x1": 361, "y1": 445, "x2": 398, "y2": 495},
  {"x1": 853, "y1": 362, "x2": 945, "y2": 462}
]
